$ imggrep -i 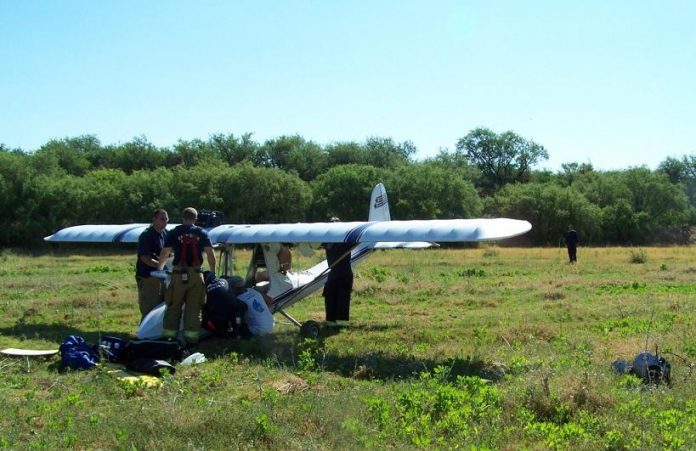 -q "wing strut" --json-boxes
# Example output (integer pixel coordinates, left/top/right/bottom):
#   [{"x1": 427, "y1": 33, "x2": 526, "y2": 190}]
[
  {"x1": 276, "y1": 309, "x2": 302, "y2": 328},
  {"x1": 270, "y1": 245, "x2": 355, "y2": 313}
]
